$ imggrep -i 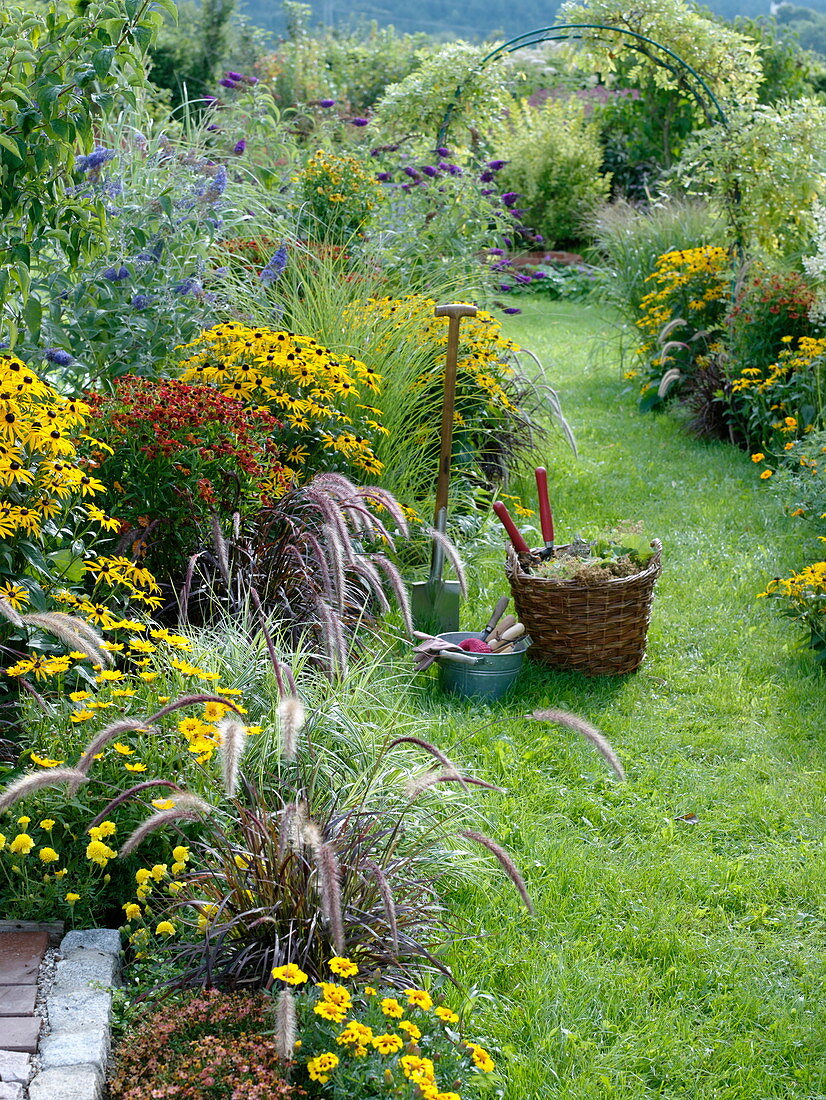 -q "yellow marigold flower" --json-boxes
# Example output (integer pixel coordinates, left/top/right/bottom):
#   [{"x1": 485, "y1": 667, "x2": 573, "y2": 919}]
[
  {"x1": 155, "y1": 921, "x2": 176, "y2": 937},
  {"x1": 307, "y1": 1052, "x2": 339, "y2": 1083},
  {"x1": 380, "y1": 997, "x2": 404, "y2": 1018},
  {"x1": 54, "y1": 868, "x2": 67, "y2": 879},
  {"x1": 150, "y1": 864, "x2": 168, "y2": 881},
  {"x1": 234, "y1": 854, "x2": 249, "y2": 870},
  {"x1": 372, "y1": 1033, "x2": 404, "y2": 1055},
  {"x1": 170, "y1": 862, "x2": 186, "y2": 876},
  {"x1": 123, "y1": 903, "x2": 142, "y2": 921},
  {"x1": 65, "y1": 893, "x2": 80, "y2": 904},
  {"x1": 86, "y1": 839, "x2": 116, "y2": 867},
  {"x1": 337, "y1": 1021, "x2": 373, "y2": 1047},
  {"x1": 9, "y1": 834, "x2": 34, "y2": 855},
  {"x1": 172, "y1": 845, "x2": 190, "y2": 863},
  {"x1": 39, "y1": 819, "x2": 54, "y2": 831},
  {"x1": 92, "y1": 820, "x2": 117, "y2": 838},
  {"x1": 465, "y1": 1042, "x2": 495, "y2": 1072},
  {"x1": 364, "y1": 986, "x2": 377, "y2": 996},
  {"x1": 314, "y1": 1001, "x2": 348, "y2": 1023},
  {"x1": 0, "y1": 834, "x2": 5, "y2": 850},
  {"x1": 272, "y1": 962, "x2": 309, "y2": 985},
  {"x1": 751, "y1": 453, "x2": 765, "y2": 463},
  {"x1": 399, "y1": 1054, "x2": 436, "y2": 1081},
  {"x1": 760, "y1": 469, "x2": 773, "y2": 479},
  {"x1": 17, "y1": 816, "x2": 30, "y2": 826},
  {"x1": 434, "y1": 1006, "x2": 459, "y2": 1024},
  {"x1": 328, "y1": 956, "x2": 358, "y2": 977},
  {"x1": 38, "y1": 847, "x2": 59, "y2": 863},
  {"x1": 151, "y1": 798, "x2": 175, "y2": 810},
  {"x1": 398, "y1": 1020, "x2": 422, "y2": 1040},
  {"x1": 404, "y1": 989, "x2": 433, "y2": 1010}
]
